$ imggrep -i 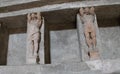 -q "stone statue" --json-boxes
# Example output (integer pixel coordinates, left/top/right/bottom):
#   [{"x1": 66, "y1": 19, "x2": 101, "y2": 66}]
[
  {"x1": 79, "y1": 7, "x2": 98, "y2": 59},
  {"x1": 27, "y1": 12, "x2": 42, "y2": 64}
]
